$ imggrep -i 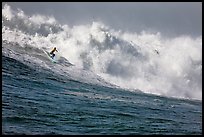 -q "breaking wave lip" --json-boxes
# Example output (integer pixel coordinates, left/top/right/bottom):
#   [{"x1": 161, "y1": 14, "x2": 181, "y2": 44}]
[{"x1": 2, "y1": 4, "x2": 202, "y2": 100}]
